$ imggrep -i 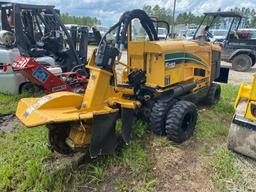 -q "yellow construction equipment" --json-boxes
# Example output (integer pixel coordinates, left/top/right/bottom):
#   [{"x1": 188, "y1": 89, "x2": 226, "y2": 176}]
[
  {"x1": 16, "y1": 10, "x2": 229, "y2": 157},
  {"x1": 228, "y1": 75, "x2": 256, "y2": 159}
]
